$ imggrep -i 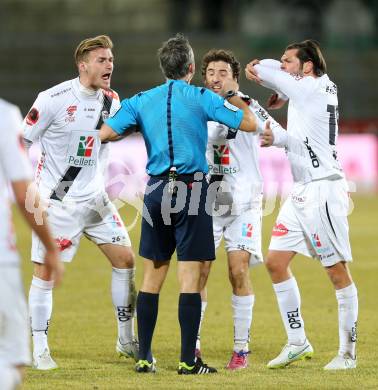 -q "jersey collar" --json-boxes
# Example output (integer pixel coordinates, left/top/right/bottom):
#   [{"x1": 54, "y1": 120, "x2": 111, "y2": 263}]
[{"x1": 74, "y1": 77, "x2": 102, "y2": 100}]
